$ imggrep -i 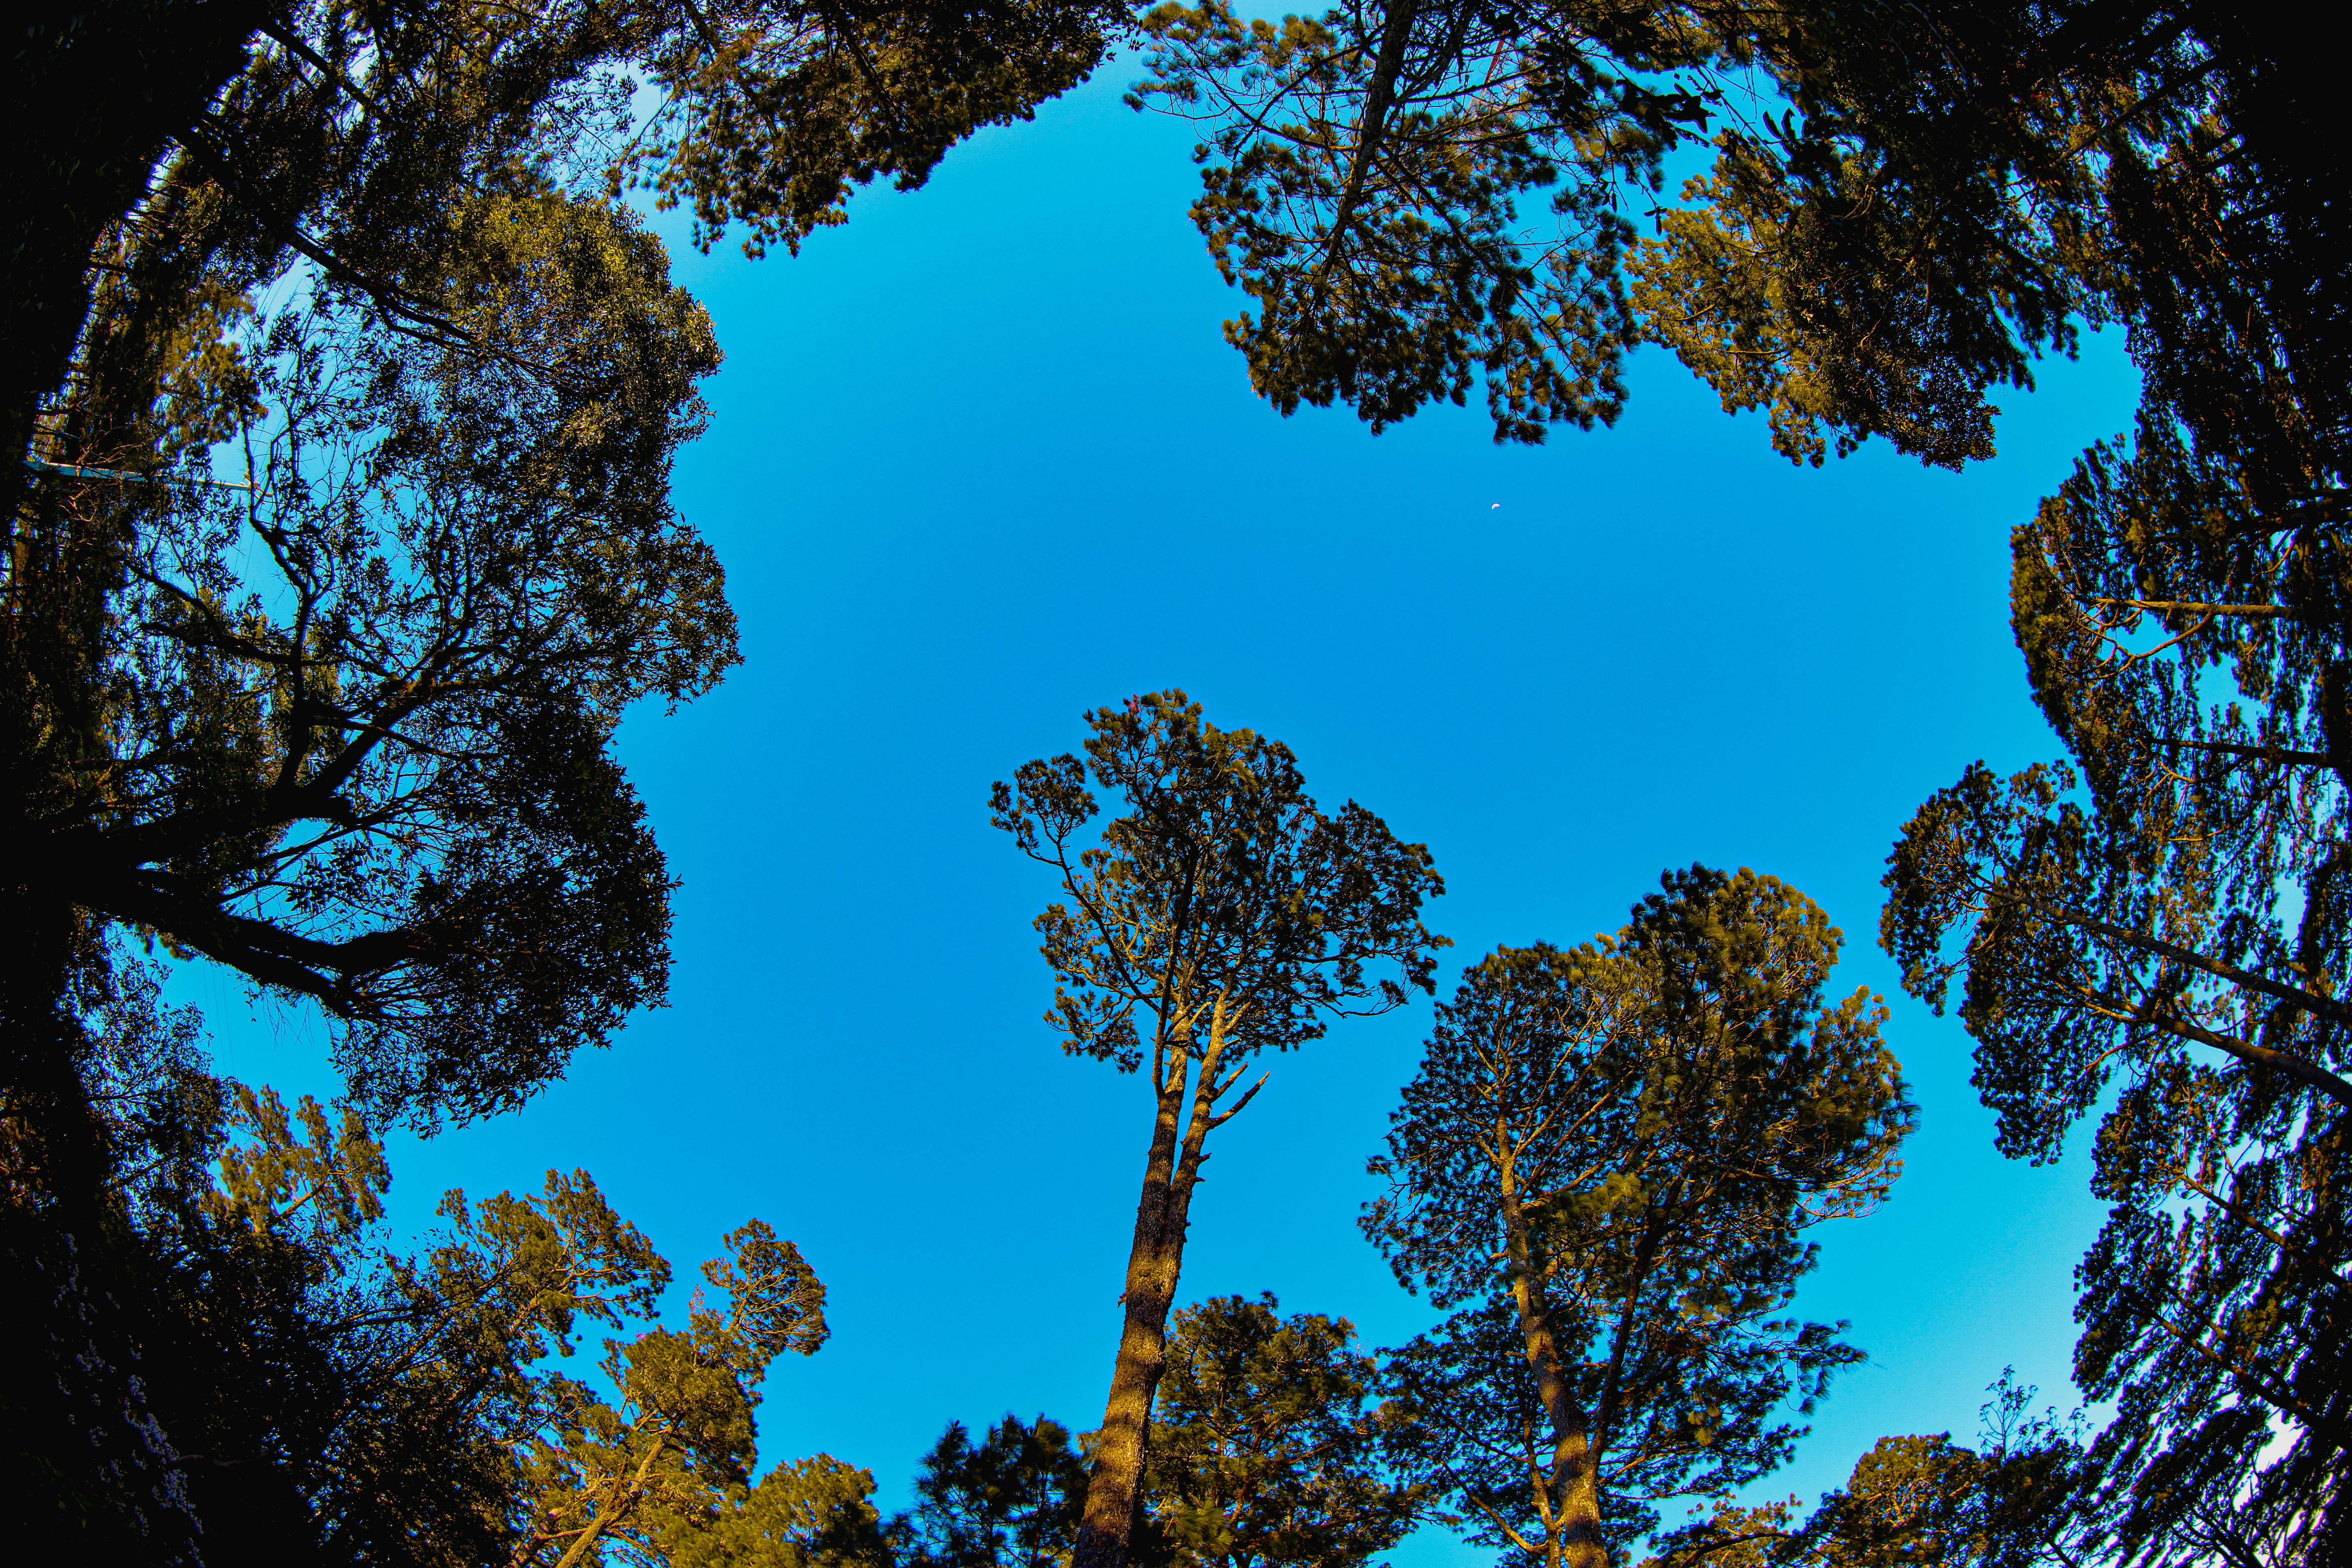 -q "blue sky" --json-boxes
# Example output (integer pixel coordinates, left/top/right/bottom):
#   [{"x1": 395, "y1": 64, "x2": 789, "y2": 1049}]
[{"x1": 183, "y1": 56, "x2": 2145, "y2": 1563}]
